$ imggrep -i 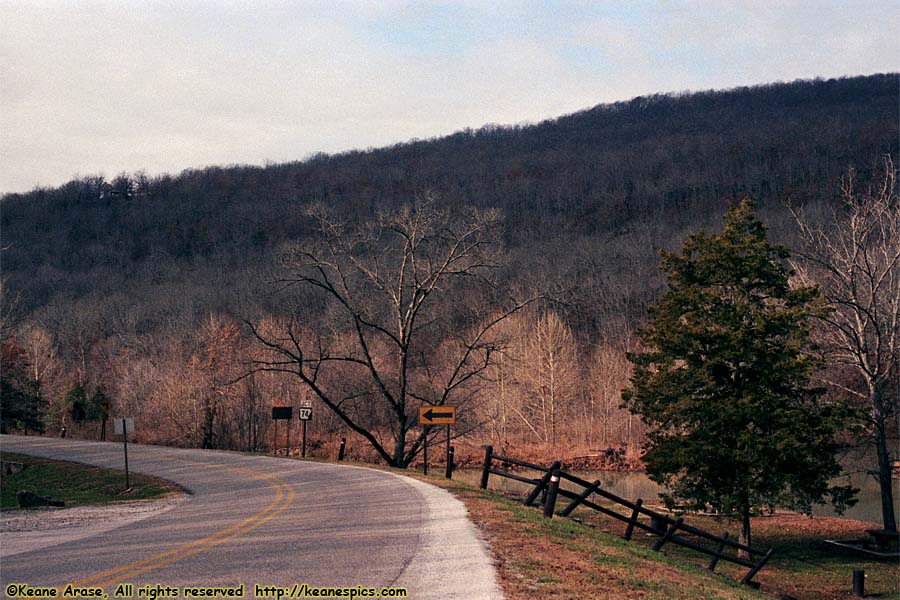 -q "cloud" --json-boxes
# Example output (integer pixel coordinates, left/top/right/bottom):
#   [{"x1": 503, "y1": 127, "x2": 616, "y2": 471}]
[{"x1": 1, "y1": 1, "x2": 897, "y2": 193}]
